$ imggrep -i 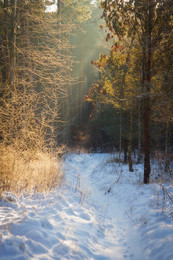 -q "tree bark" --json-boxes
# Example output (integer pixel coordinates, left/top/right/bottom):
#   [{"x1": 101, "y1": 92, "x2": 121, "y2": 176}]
[
  {"x1": 137, "y1": 102, "x2": 142, "y2": 163},
  {"x1": 128, "y1": 112, "x2": 133, "y2": 172},
  {"x1": 143, "y1": 0, "x2": 152, "y2": 184},
  {"x1": 143, "y1": 96, "x2": 150, "y2": 183},
  {"x1": 123, "y1": 111, "x2": 128, "y2": 163}
]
